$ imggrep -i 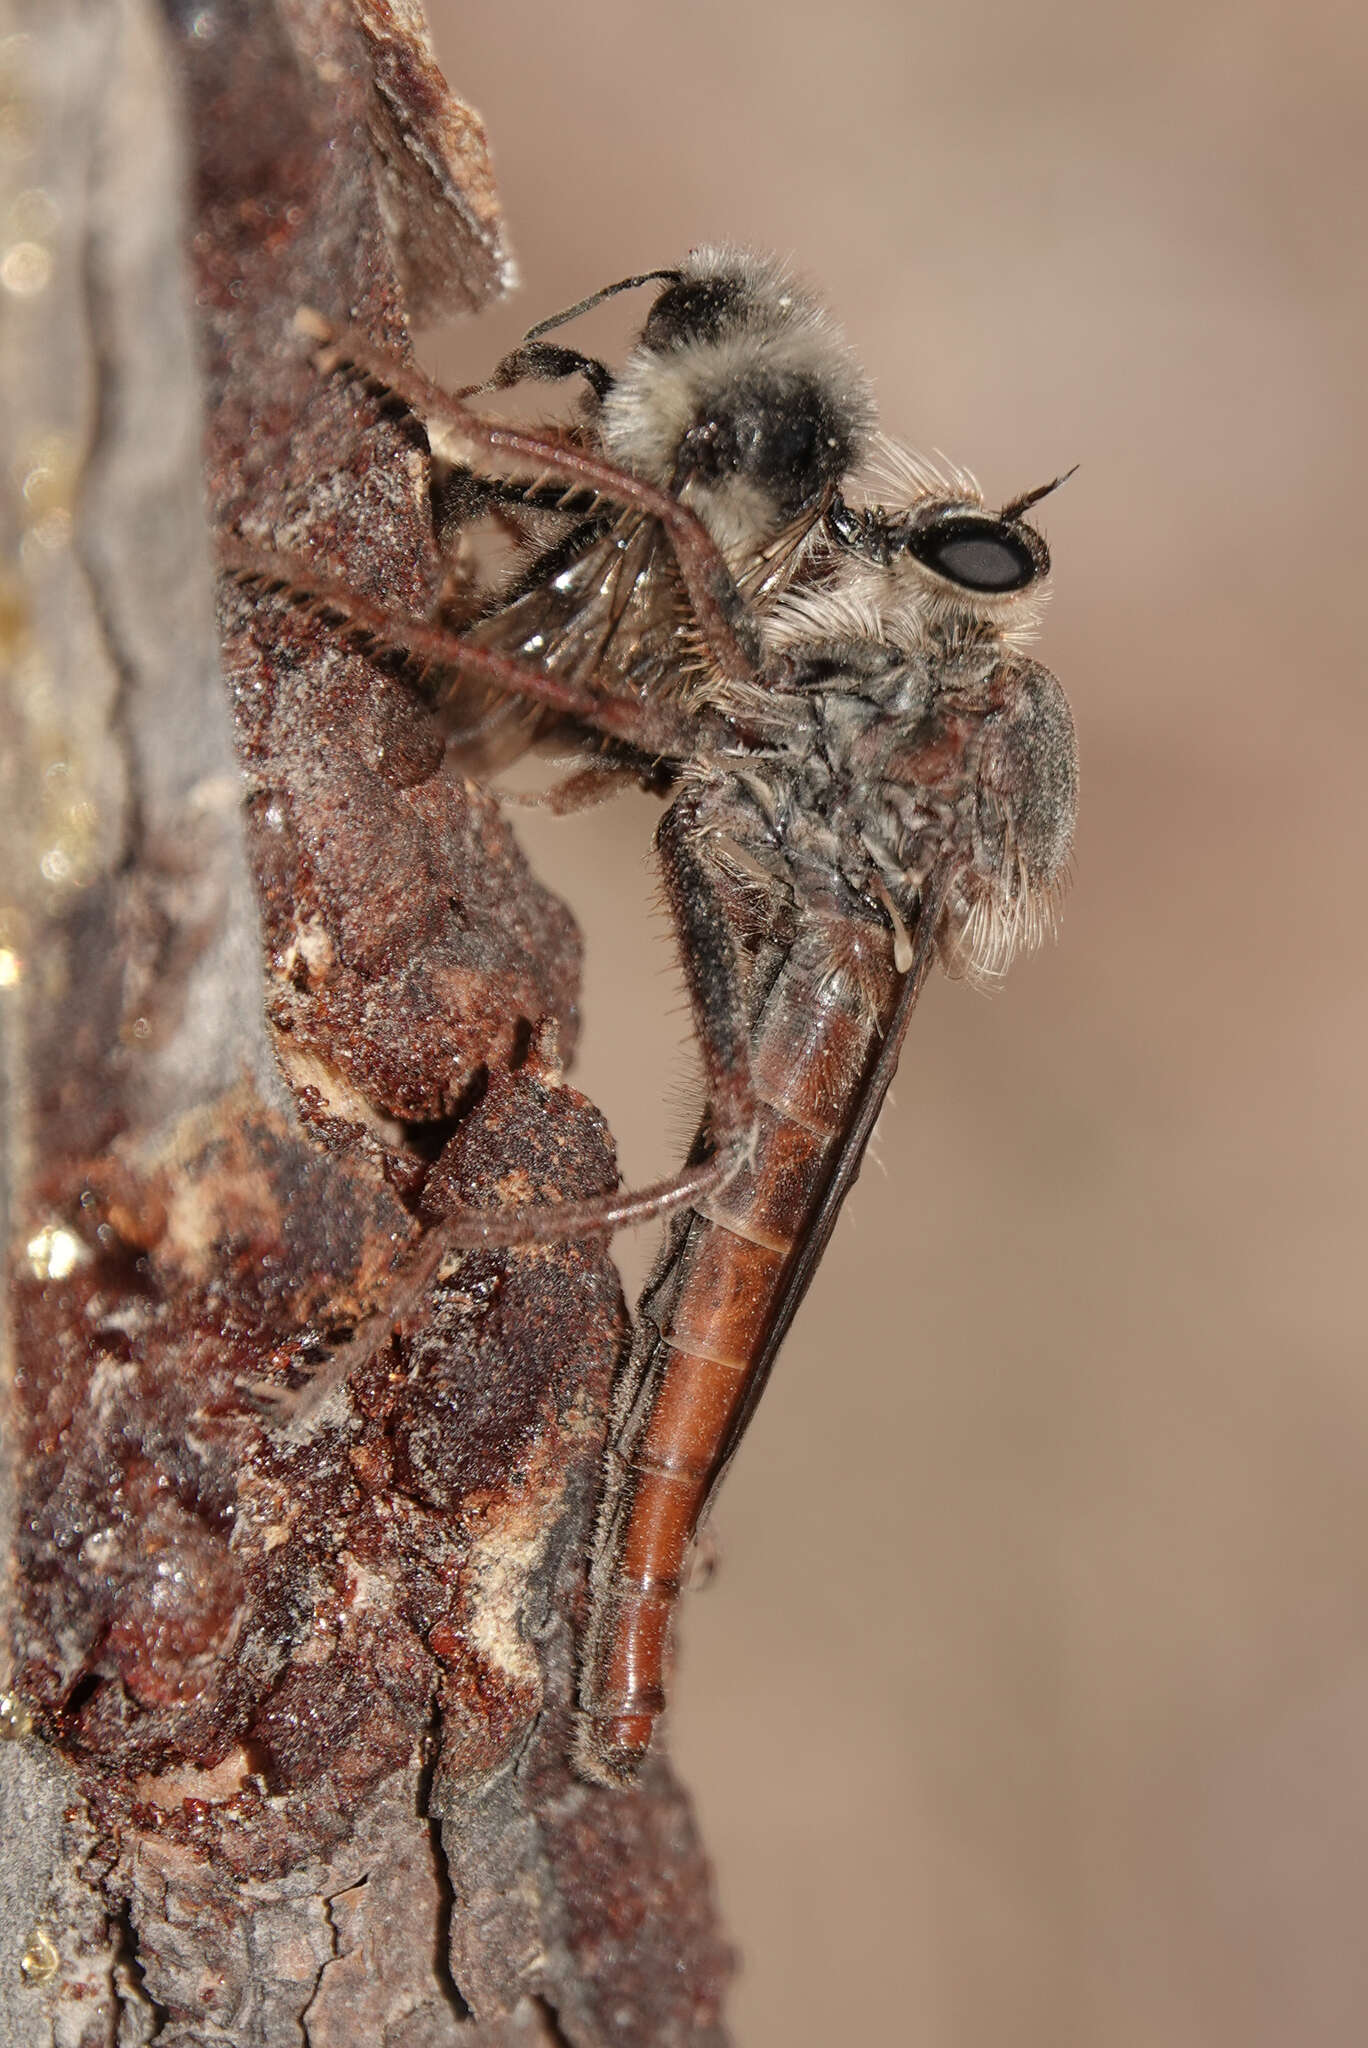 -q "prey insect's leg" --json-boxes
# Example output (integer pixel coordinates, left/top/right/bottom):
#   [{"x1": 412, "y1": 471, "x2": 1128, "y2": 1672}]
[
  {"x1": 430, "y1": 467, "x2": 605, "y2": 542},
  {"x1": 429, "y1": 406, "x2": 606, "y2": 553},
  {"x1": 436, "y1": 294, "x2": 680, "y2": 519},
  {"x1": 456, "y1": 264, "x2": 683, "y2": 402},
  {"x1": 477, "y1": 339, "x2": 615, "y2": 403},
  {"x1": 294, "y1": 310, "x2": 767, "y2": 694}
]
